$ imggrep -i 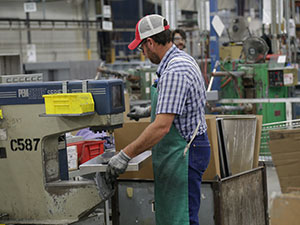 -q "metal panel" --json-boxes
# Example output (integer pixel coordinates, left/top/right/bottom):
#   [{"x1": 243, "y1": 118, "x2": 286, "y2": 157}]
[
  {"x1": 207, "y1": 90, "x2": 219, "y2": 101},
  {"x1": 118, "y1": 181, "x2": 155, "y2": 225},
  {"x1": 222, "y1": 116, "x2": 257, "y2": 174},
  {"x1": 115, "y1": 167, "x2": 268, "y2": 225},
  {"x1": 0, "y1": 54, "x2": 22, "y2": 75},
  {"x1": 198, "y1": 183, "x2": 216, "y2": 225},
  {"x1": 220, "y1": 167, "x2": 268, "y2": 225},
  {"x1": 69, "y1": 151, "x2": 152, "y2": 178}
]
